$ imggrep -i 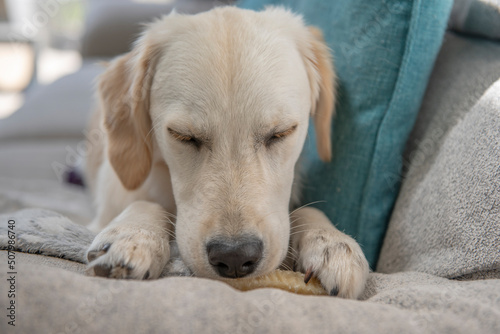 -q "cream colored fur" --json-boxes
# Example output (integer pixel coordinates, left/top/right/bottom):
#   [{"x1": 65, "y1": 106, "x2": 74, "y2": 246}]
[{"x1": 85, "y1": 6, "x2": 368, "y2": 299}]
